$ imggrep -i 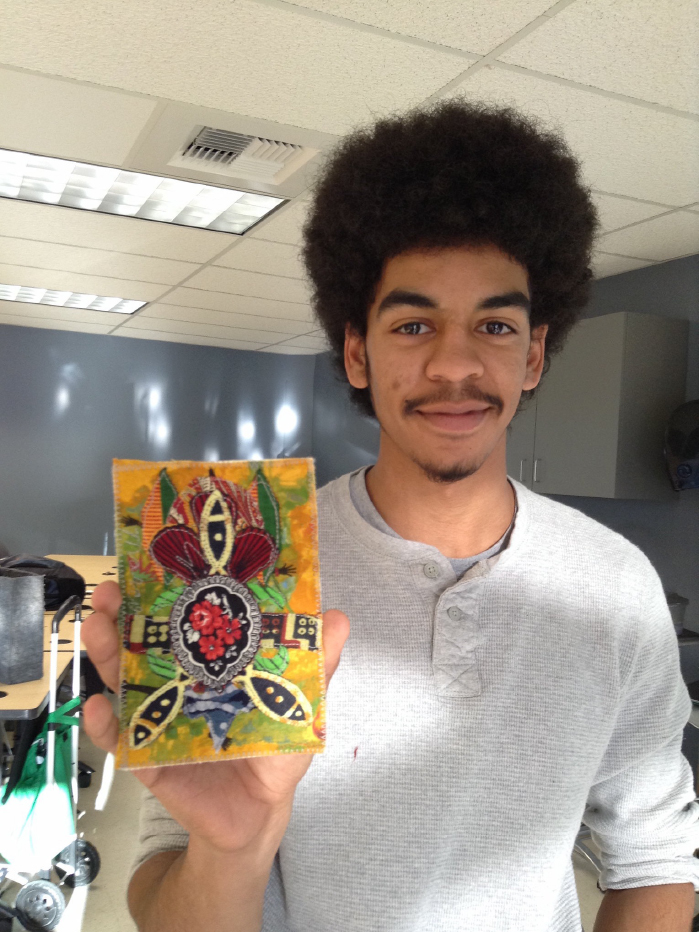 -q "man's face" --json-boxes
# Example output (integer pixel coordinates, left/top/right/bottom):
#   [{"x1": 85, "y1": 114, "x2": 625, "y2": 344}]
[{"x1": 344, "y1": 244, "x2": 548, "y2": 484}]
